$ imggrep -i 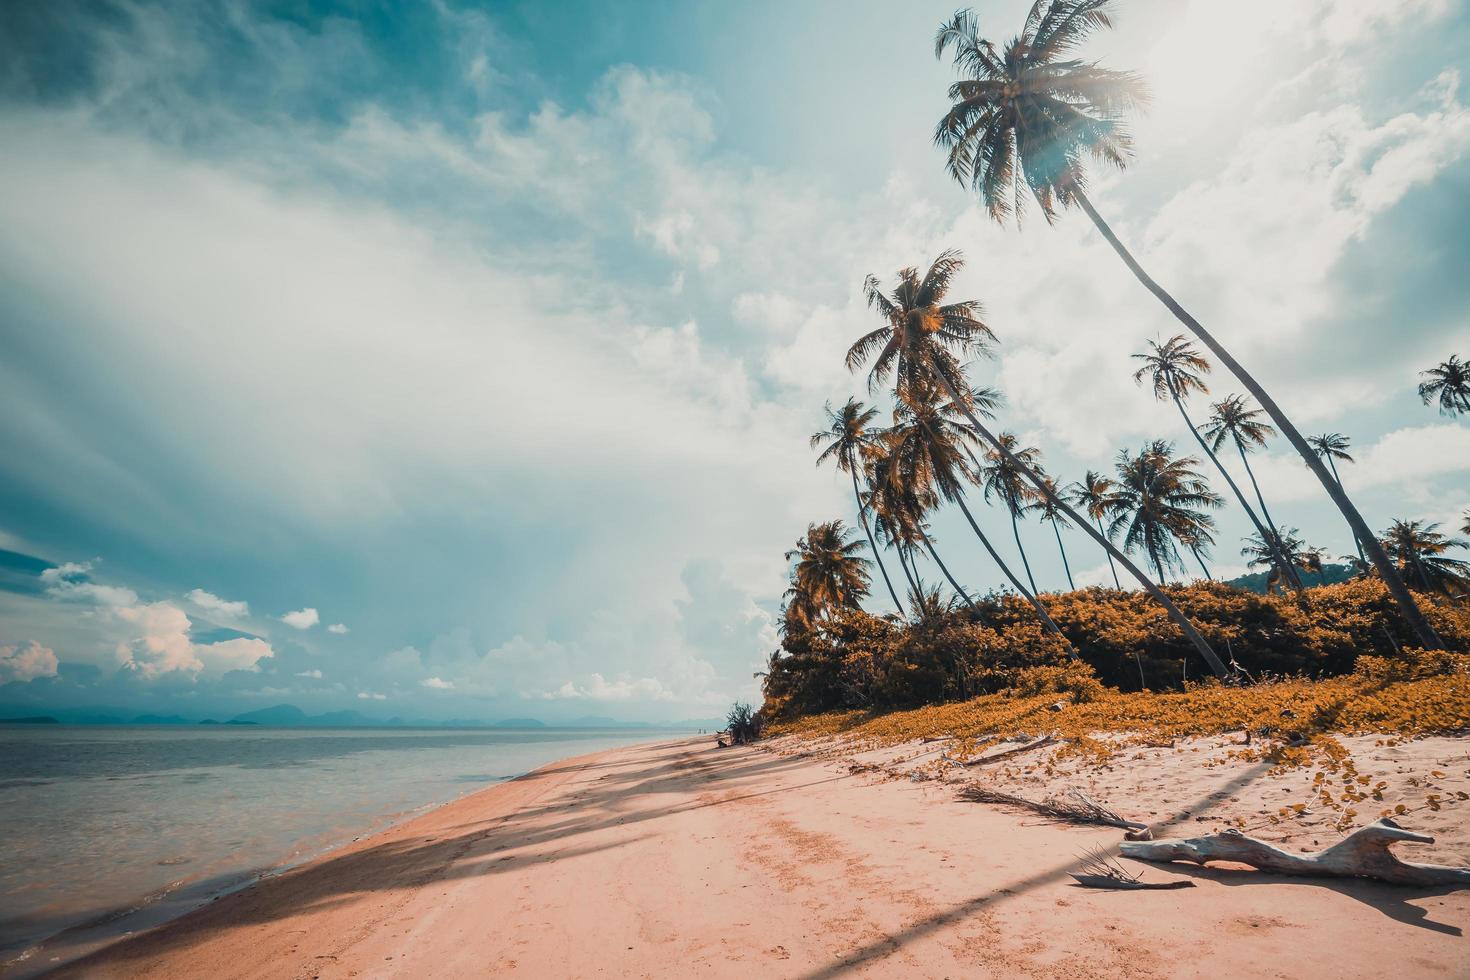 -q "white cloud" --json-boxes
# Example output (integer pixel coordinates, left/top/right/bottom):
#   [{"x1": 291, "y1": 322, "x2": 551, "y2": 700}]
[
  {"x1": 0, "y1": 642, "x2": 59, "y2": 683},
  {"x1": 186, "y1": 588, "x2": 249, "y2": 618},
  {"x1": 1247, "y1": 424, "x2": 1470, "y2": 504},
  {"x1": 296, "y1": 668, "x2": 323, "y2": 679},
  {"x1": 114, "y1": 601, "x2": 274, "y2": 679},
  {"x1": 356, "y1": 691, "x2": 387, "y2": 700},
  {"x1": 280, "y1": 607, "x2": 319, "y2": 630},
  {"x1": 326, "y1": 622, "x2": 348, "y2": 634},
  {"x1": 40, "y1": 561, "x2": 139, "y2": 607},
  {"x1": 538, "y1": 672, "x2": 675, "y2": 702},
  {"x1": 421, "y1": 676, "x2": 454, "y2": 689}
]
